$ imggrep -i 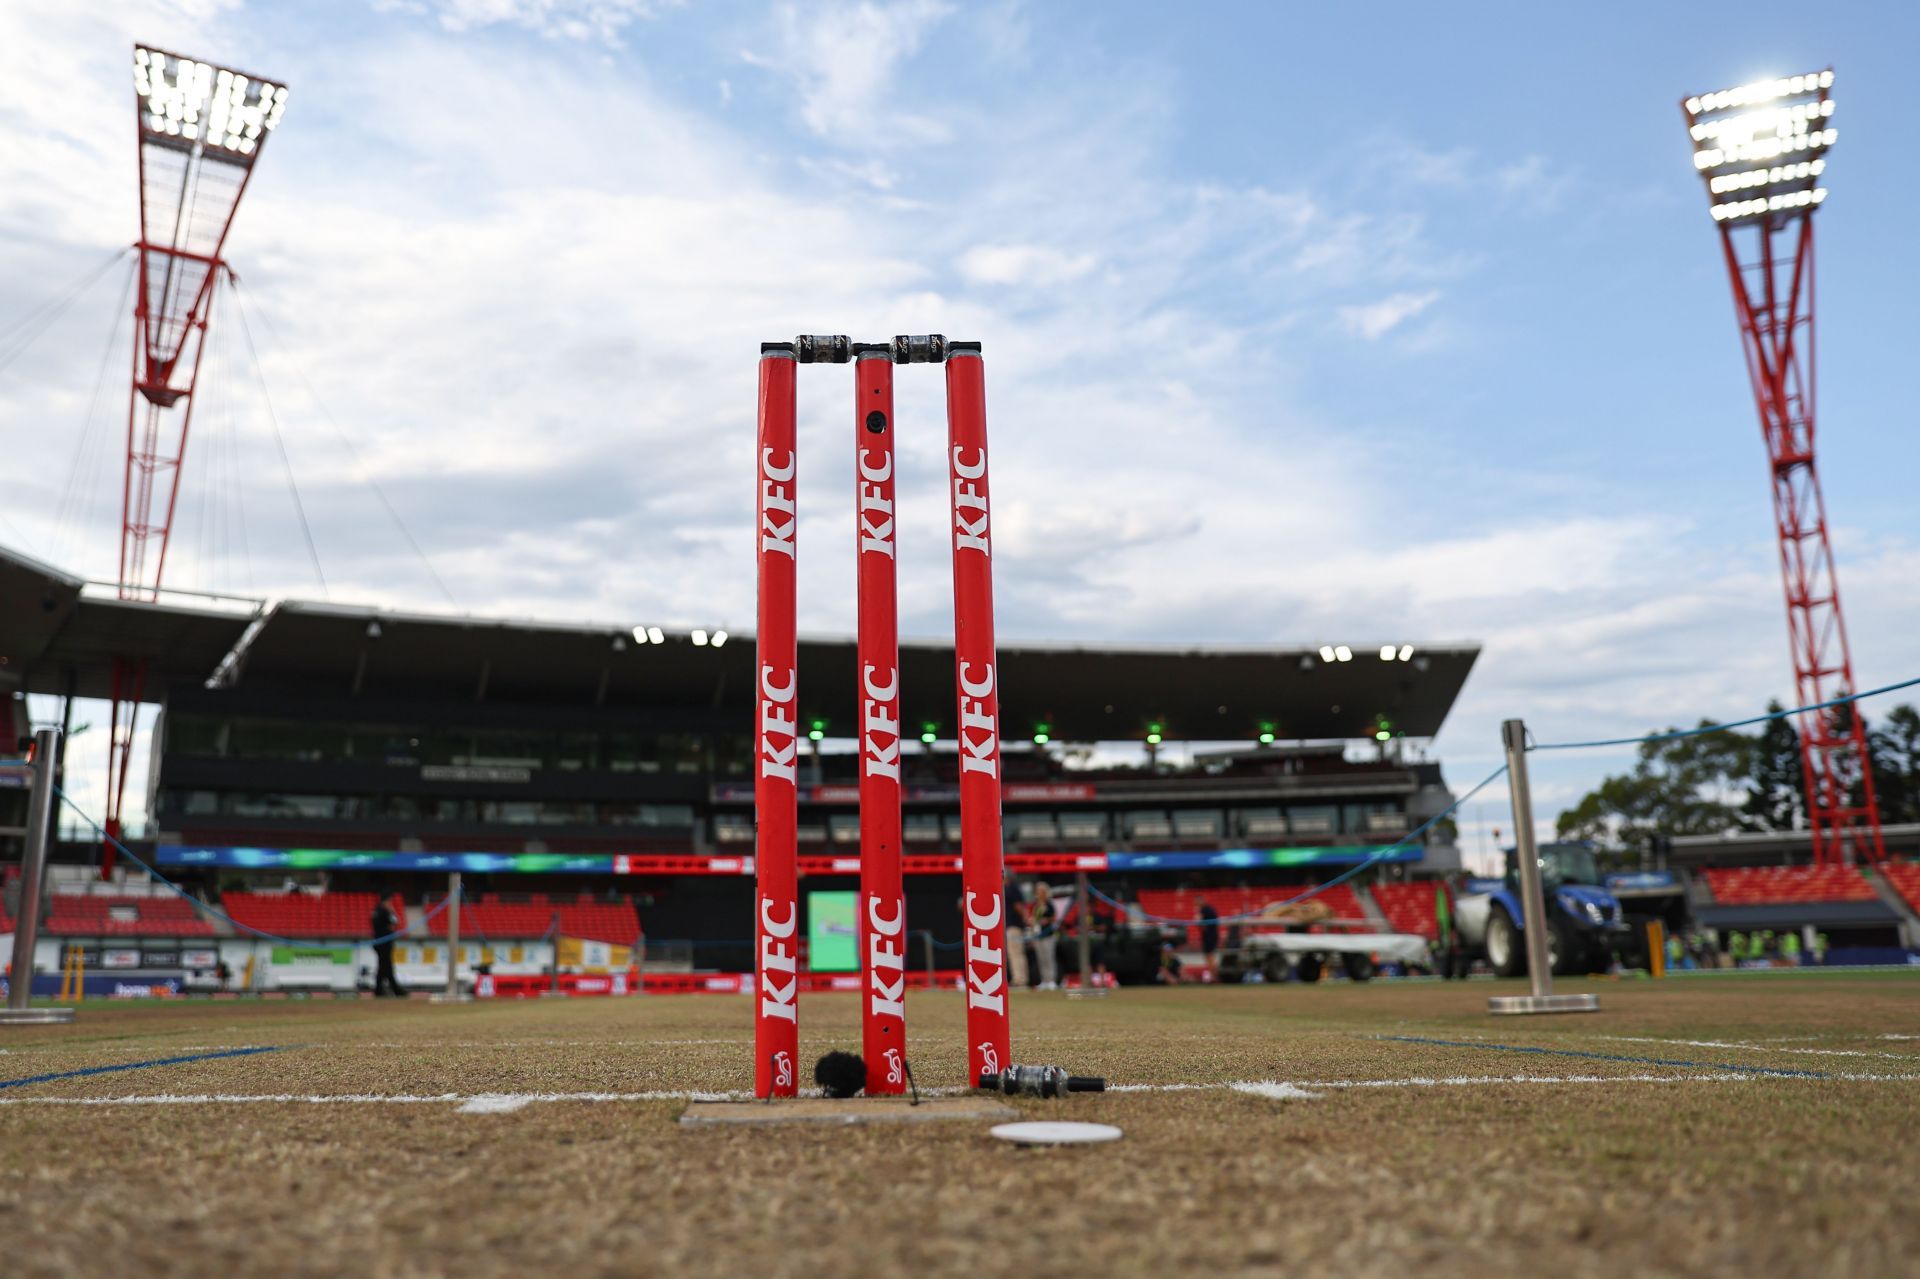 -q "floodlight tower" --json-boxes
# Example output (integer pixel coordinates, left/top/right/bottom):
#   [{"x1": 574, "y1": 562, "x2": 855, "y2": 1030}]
[
  {"x1": 102, "y1": 47, "x2": 288, "y2": 868},
  {"x1": 1681, "y1": 70, "x2": 1884, "y2": 865}
]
